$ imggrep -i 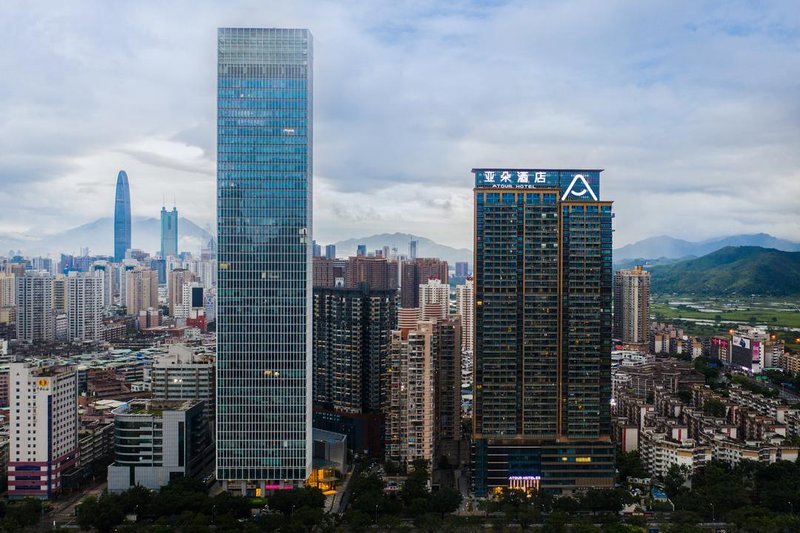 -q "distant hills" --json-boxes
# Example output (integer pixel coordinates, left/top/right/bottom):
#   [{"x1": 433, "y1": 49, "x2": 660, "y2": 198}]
[
  {"x1": 332, "y1": 233, "x2": 472, "y2": 266},
  {"x1": 615, "y1": 233, "x2": 800, "y2": 262},
  {"x1": 1, "y1": 217, "x2": 213, "y2": 257},
  {"x1": 649, "y1": 246, "x2": 800, "y2": 296}
]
